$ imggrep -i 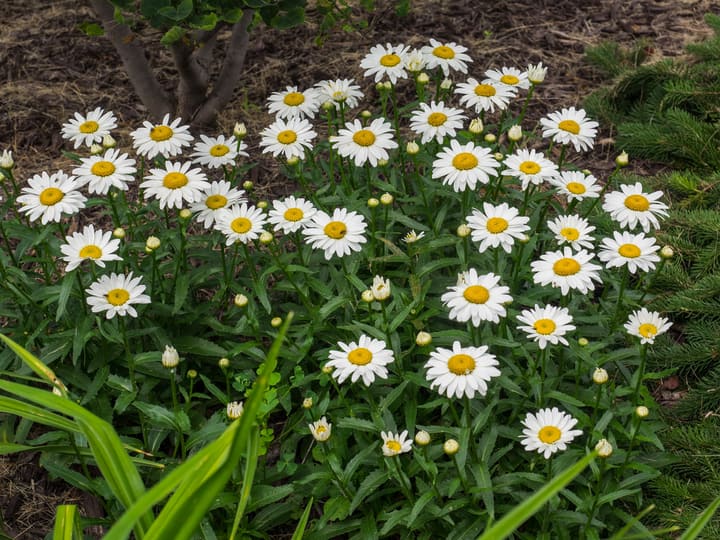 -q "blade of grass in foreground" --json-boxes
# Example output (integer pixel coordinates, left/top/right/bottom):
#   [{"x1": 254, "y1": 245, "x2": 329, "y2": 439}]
[
  {"x1": 291, "y1": 497, "x2": 314, "y2": 540},
  {"x1": 52, "y1": 504, "x2": 82, "y2": 540},
  {"x1": 679, "y1": 492, "x2": 720, "y2": 540}
]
